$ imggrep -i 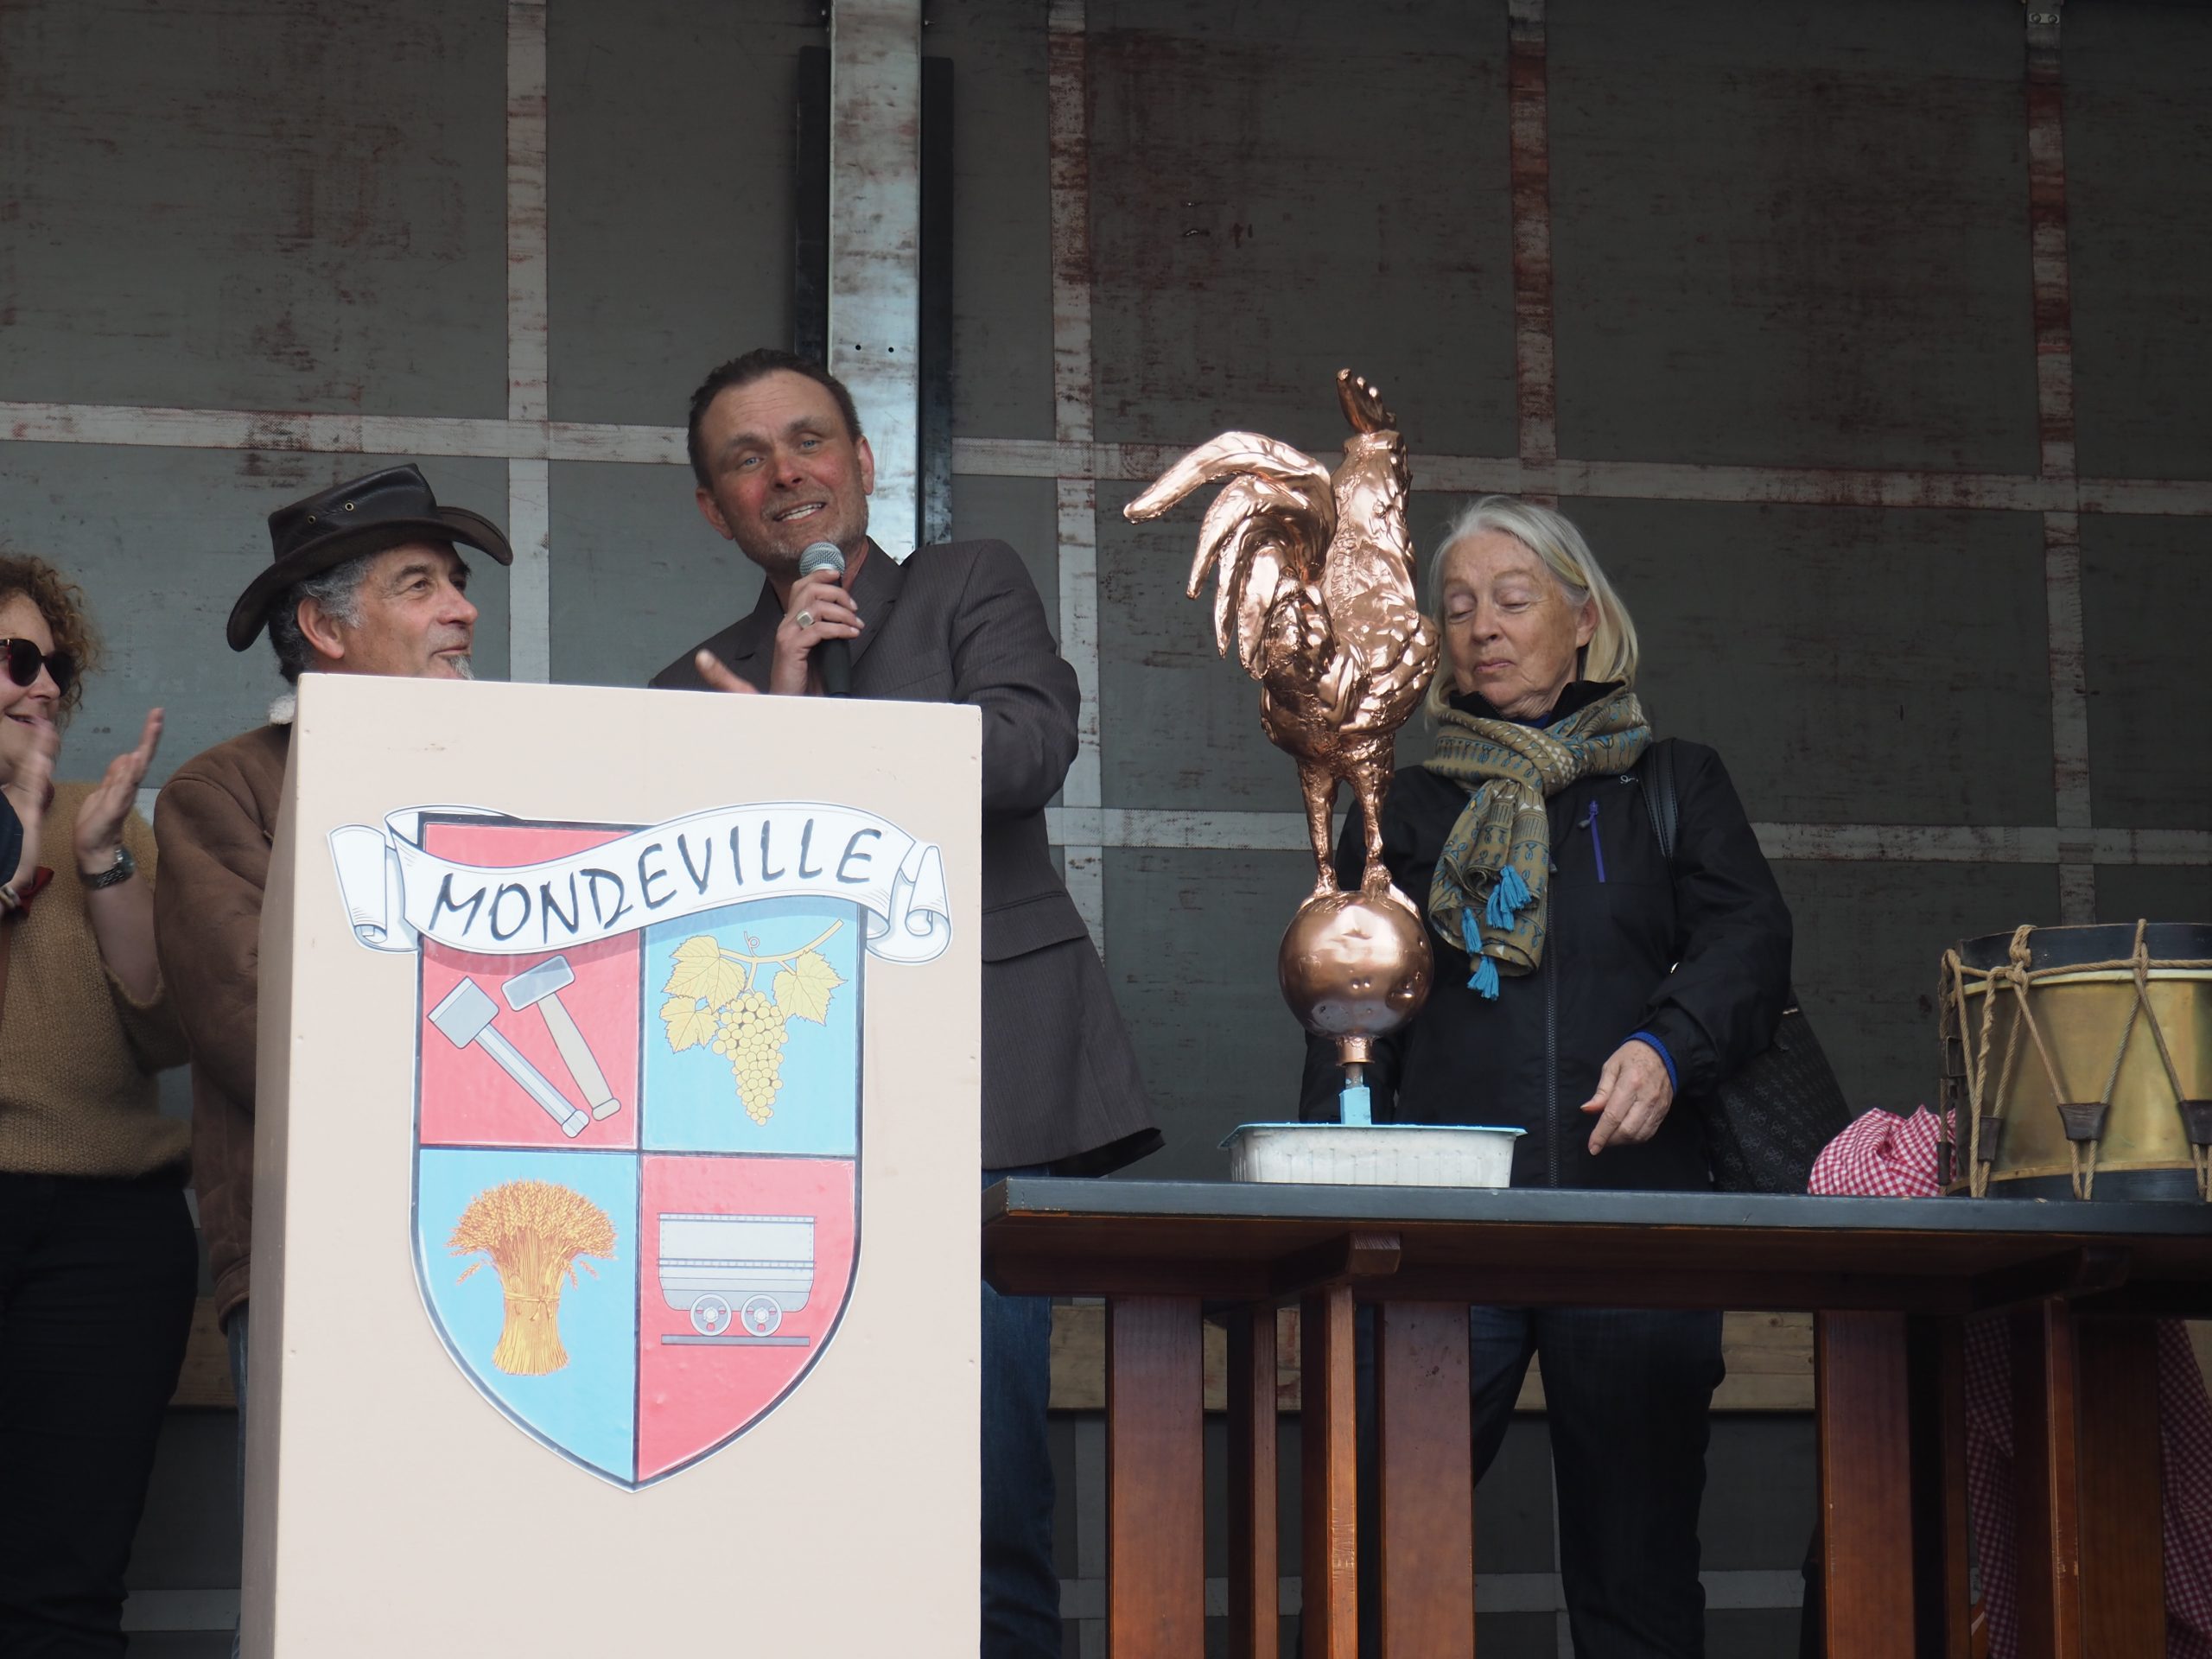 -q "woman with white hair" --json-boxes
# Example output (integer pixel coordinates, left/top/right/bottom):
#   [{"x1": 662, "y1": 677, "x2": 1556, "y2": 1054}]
[{"x1": 1300, "y1": 496, "x2": 1793, "y2": 1657}]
